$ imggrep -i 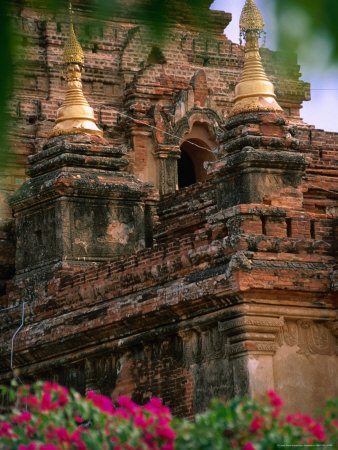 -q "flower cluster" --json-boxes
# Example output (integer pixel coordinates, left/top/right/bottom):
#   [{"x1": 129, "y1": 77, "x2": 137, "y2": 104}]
[
  {"x1": 0, "y1": 381, "x2": 176, "y2": 449},
  {"x1": 286, "y1": 413, "x2": 325, "y2": 441},
  {"x1": 173, "y1": 390, "x2": 338, "y2": 450},
  {"x1": 0, "y1": 382, "x2": 337, "y2": 450}
]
